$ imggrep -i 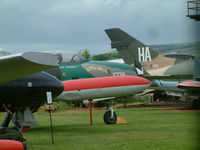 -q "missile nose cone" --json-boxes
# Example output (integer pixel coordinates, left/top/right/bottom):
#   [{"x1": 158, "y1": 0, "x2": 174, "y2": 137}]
[{"x1": 0, "y1": 140, "x2": 24, "y2": 150}]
